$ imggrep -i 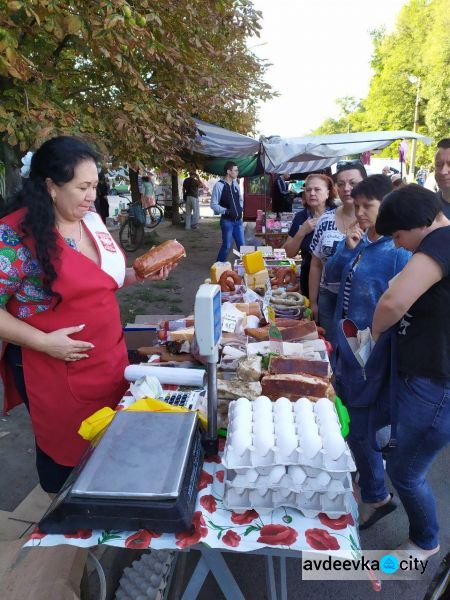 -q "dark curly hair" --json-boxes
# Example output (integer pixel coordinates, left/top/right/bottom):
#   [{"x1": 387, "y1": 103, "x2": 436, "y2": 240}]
[{"x1": 2, "y1": 136, "x2": 99, "y2": 303}]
